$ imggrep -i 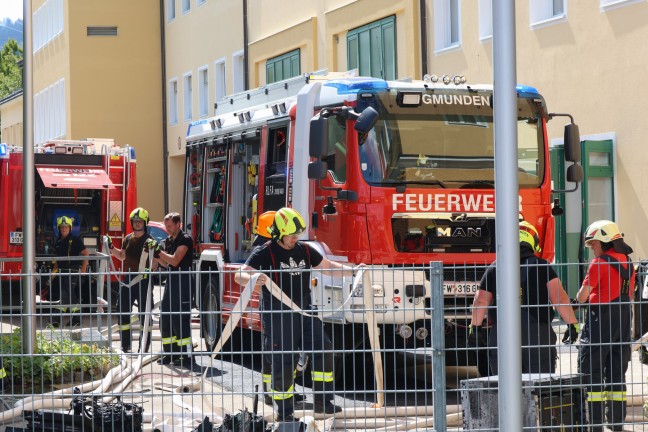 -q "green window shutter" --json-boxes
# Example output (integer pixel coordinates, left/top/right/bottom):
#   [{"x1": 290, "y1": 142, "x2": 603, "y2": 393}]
[
  {"x1": 347, "y1": 34, "x2": 359, "y2": 72},
  {"x1": 346, "y1": 16, "x2": 396, "y2": 79},
  {"x1": 266, "y1": 49, "x2": 301, "y2": 84}
]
